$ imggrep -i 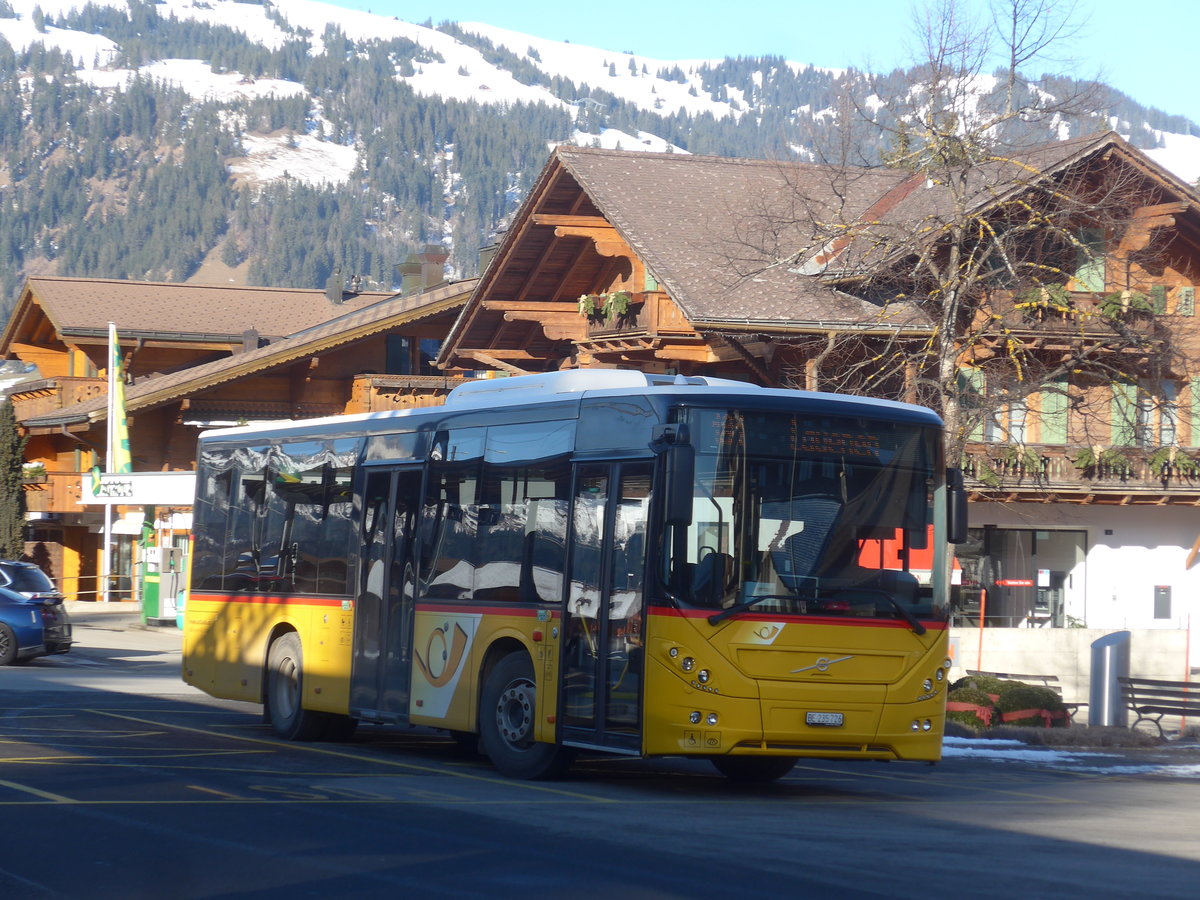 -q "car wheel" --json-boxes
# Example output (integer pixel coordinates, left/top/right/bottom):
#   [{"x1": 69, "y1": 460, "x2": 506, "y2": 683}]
[
  {"x1": 479, "y1": 652, "x2": 573, "y2": 780},
  {"x1": 0, "y1": 623, "x2": 17, "y2": 666},
  {"x1": 265, "y1": 632, "x2": 328, "y2": 741}
]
